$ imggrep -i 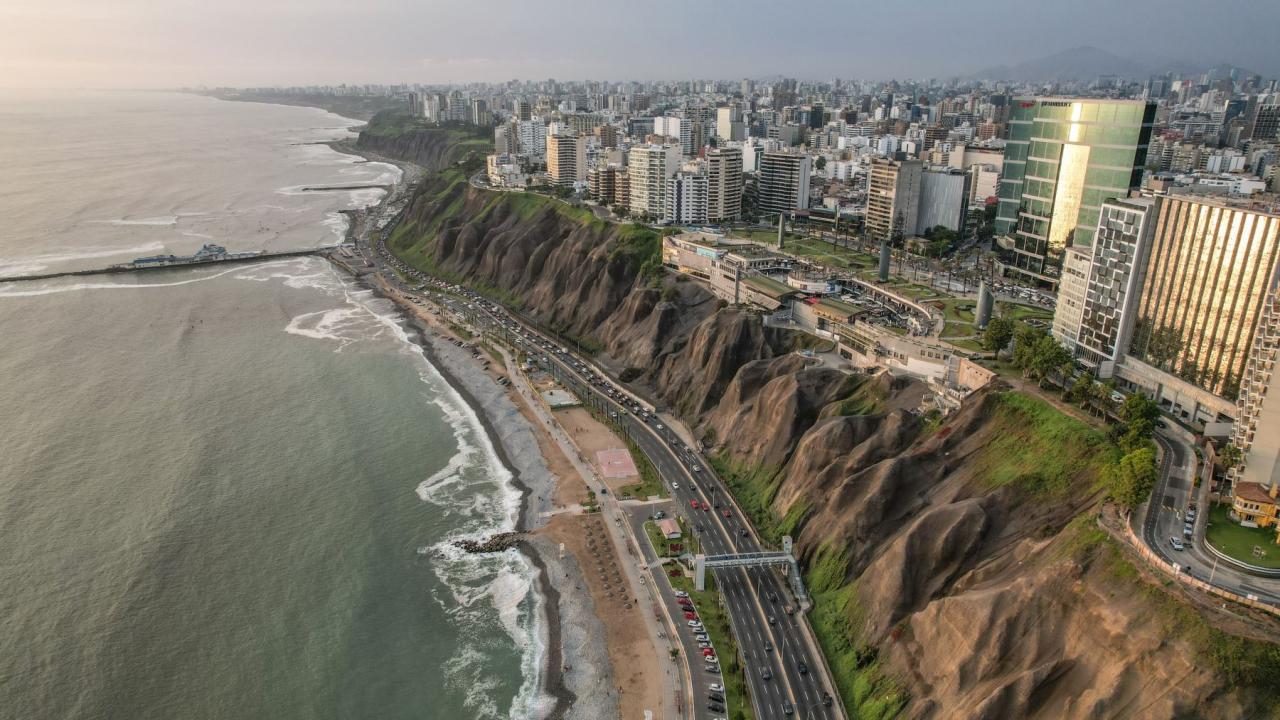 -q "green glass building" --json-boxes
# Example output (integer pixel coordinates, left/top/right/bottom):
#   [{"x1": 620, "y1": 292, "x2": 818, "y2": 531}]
[{"x1": 995, "y1": 97, "x2": 1156, "y2": 287}]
